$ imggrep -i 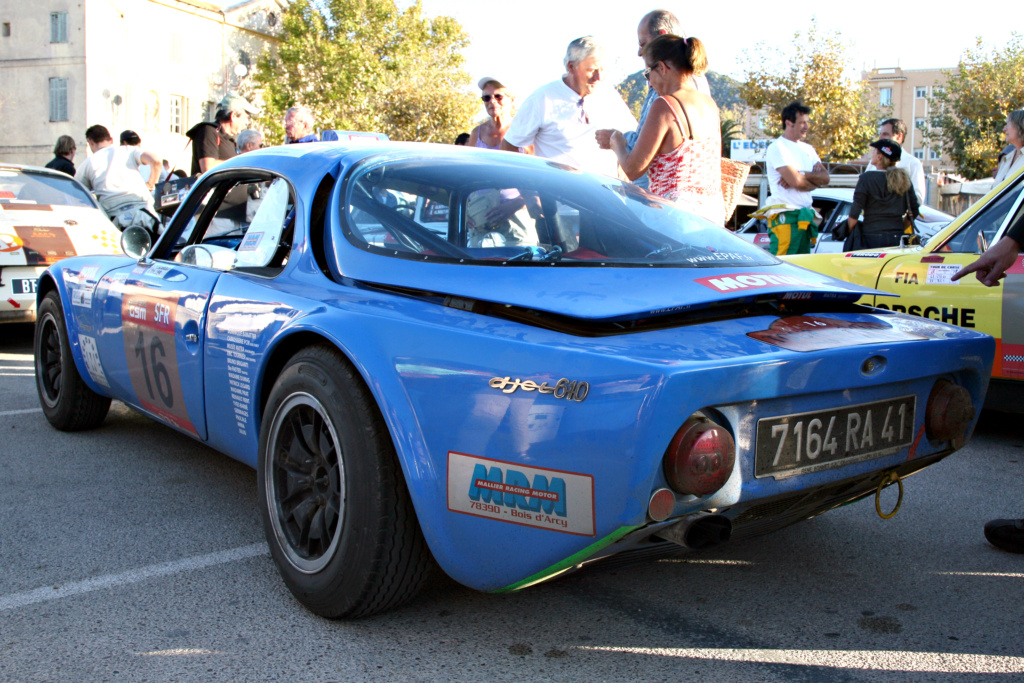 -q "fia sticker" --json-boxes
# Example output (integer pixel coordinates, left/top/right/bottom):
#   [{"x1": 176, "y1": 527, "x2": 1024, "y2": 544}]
[
  {"x1": 926, "y1": 264, "x2": 962, "y2": 285},
  {"x1": 447, "y1": 452, "x2": 595, "y2": 536},
  {"x1": 78, "y1": 334, "x2": 108, "y2": 387}
]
